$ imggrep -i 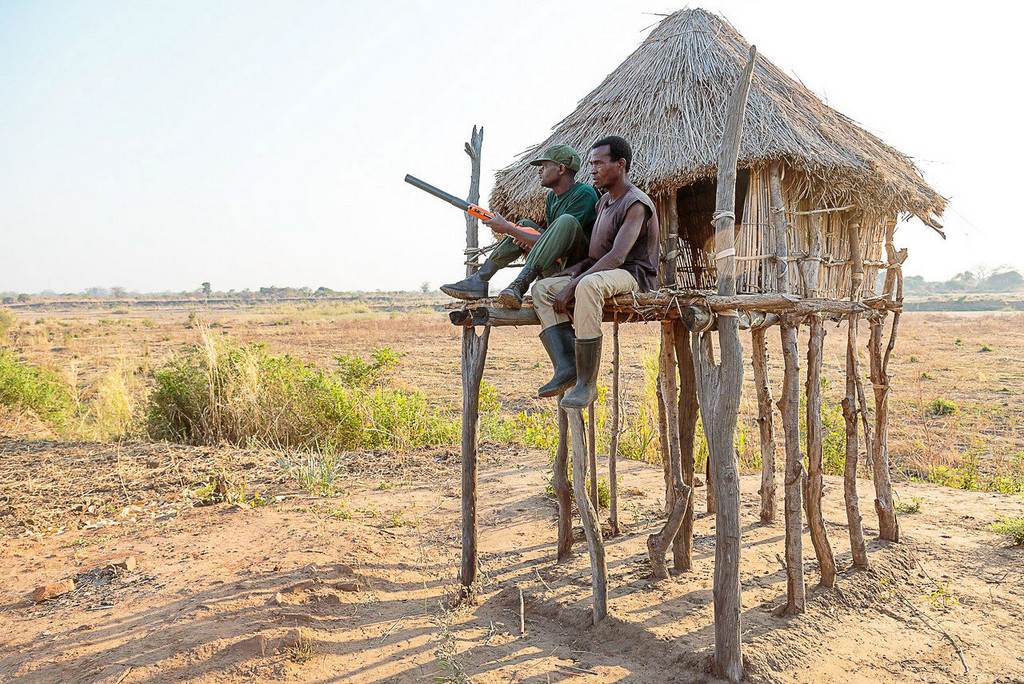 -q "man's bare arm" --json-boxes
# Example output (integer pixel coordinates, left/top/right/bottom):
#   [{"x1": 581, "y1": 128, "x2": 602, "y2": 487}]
[{"x1": 552, "y1": 203, "x2": 648, "y2": 314}]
